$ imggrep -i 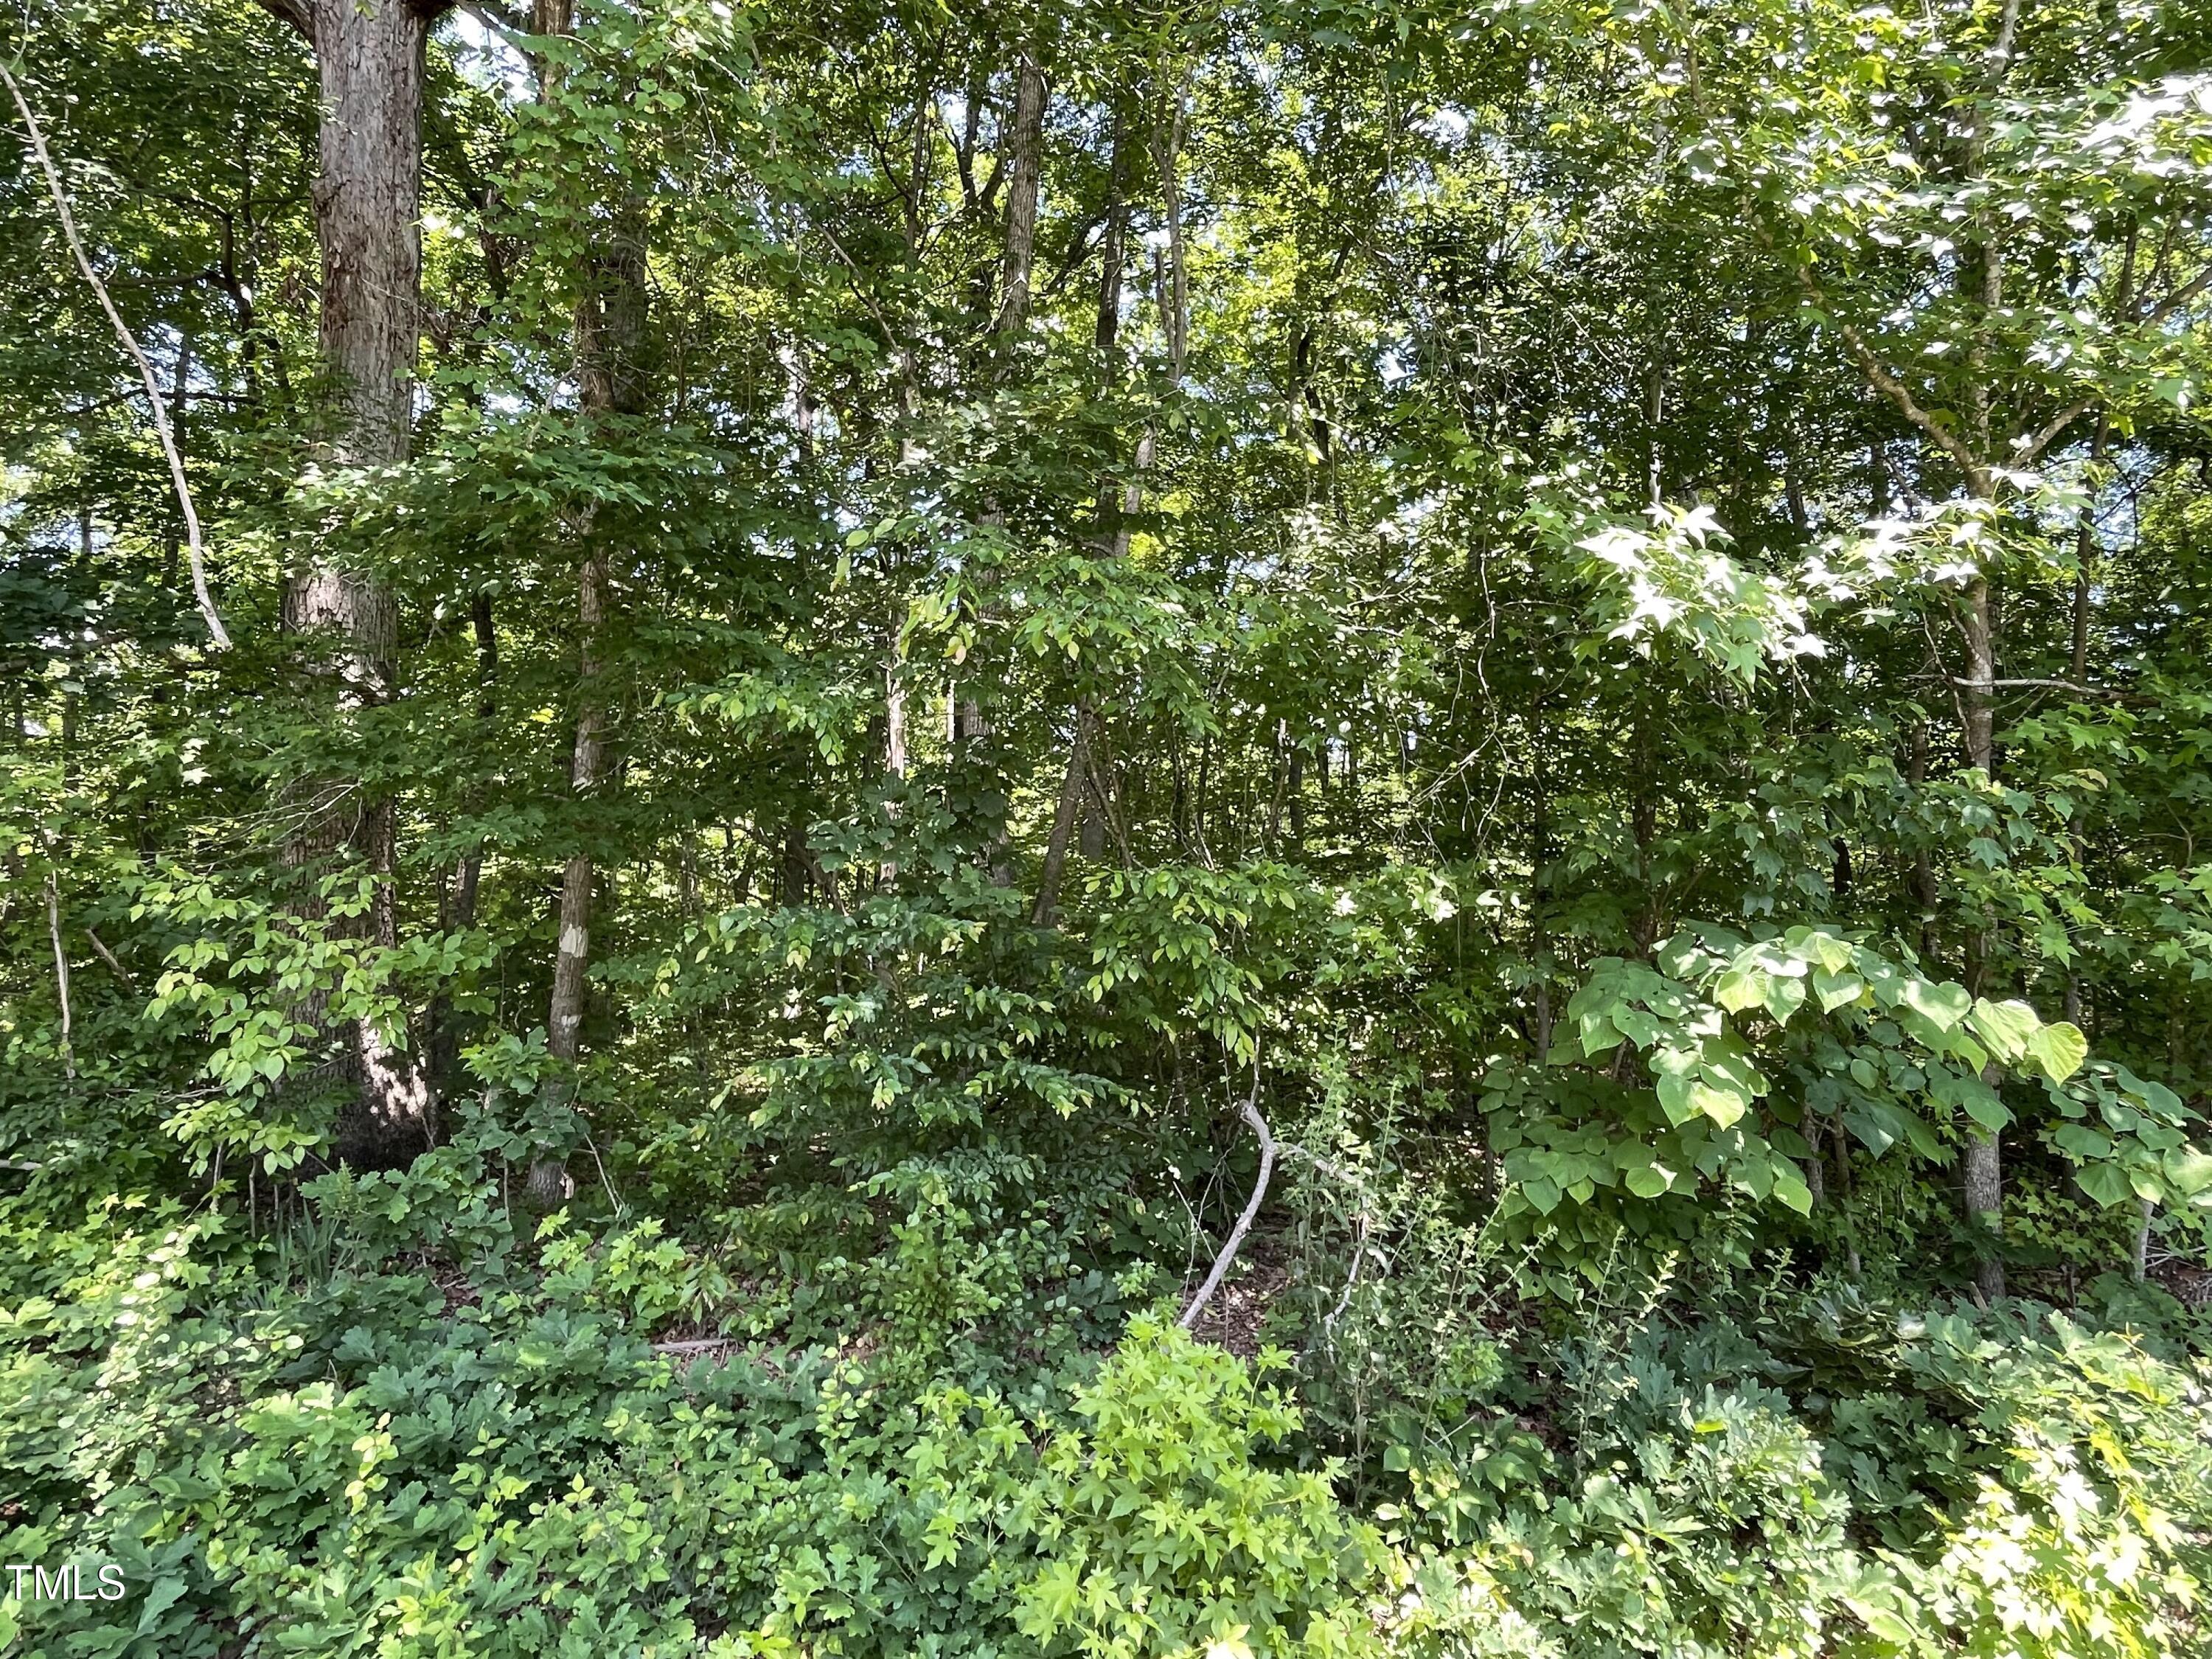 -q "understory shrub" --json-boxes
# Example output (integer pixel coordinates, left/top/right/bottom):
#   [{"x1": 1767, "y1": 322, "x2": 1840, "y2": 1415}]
[
  {"x1": 1375, "y1": 1297, "x2": 2212, "y2": 1658},
  {"x1": 0, "y1": 1198, "x2": 1378, "y2": 1659}
]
